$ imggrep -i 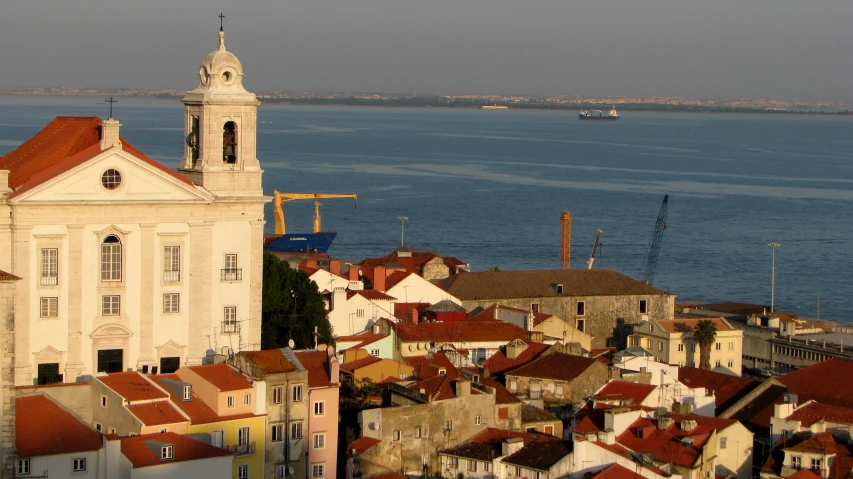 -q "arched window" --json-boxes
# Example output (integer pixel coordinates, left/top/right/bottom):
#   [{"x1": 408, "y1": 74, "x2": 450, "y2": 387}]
[
  {"x1": 223, "y1": 121, "x2": 237, "y2": 164},
  {"x1": 101, "y1": 235, "x2": 122, "y2": 282}
]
